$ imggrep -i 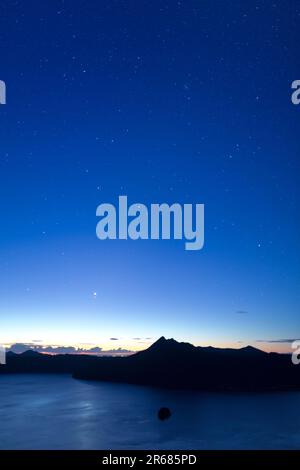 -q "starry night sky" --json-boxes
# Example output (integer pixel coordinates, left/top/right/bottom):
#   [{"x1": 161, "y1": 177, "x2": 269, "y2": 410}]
[{"x1": 0, "y1": 1, "x2": 299, "y2": 353}]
